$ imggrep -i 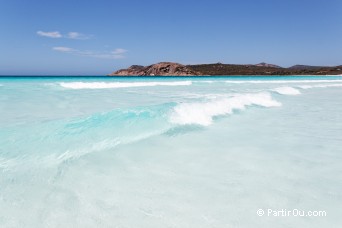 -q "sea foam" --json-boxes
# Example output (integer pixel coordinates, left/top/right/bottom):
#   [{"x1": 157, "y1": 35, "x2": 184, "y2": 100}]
[
  {"x1": 170, "y1": 92, "x2": 281, "y2": 126},
  {"x1": 59, "y1": 81, "x2": 192, "y2": 89},
  {"x1": 298, "y1": 83, "x2": 342, "y2": 89},
  {"x1": 224, "y1": 79, "x2": 342, "y2": 84},
  {"x1": 272, "y1": 87, "x2": 301, "y2": 95}
]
